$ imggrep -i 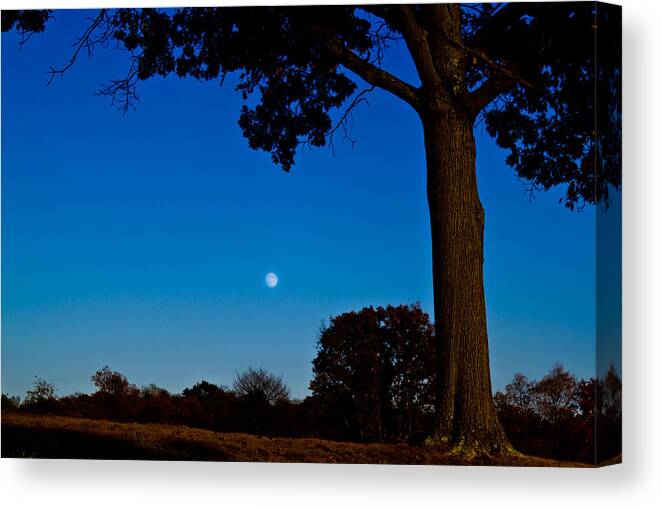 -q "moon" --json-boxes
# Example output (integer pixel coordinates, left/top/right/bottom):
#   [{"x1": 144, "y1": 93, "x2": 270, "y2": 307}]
[{"x1": 265, "y1": 272, "x2": 278, "y2": 288}]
